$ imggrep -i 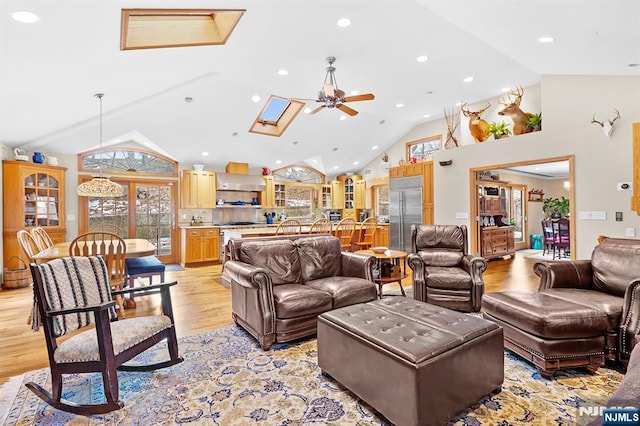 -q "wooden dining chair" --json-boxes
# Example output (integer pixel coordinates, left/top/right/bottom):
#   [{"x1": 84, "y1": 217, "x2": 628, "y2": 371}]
[
  {"x1": 27, "y1": 255, "x2": 183, "y2": 415},
  {"x1": 17, "y1": 230, "x2": 41, "y2": 263},
  {"x1": 309, "y1": 218, "x2": 332, "y2": 234},
  {"x1": 30, "y1": 227, "x2": 54, "y2": 251},
  {"x1": 333, "y1": 218, "x2": 357, "y2": 251},
  {"x1": 352, "y1": 217, "x2": 379, "y2": 251},
  {"x1": 541, "y1": 219, "x2": 555, "y2": 255},
  {"x1": 274, "y1": 219, "x2": 302, "y2": 235},
  {"x1": 90, "y1": 223, "x2": 124, "y2": 236},
  {"x1": 69, "y1": 232, "x2": 127, "y2": 318},
  {"x1": 552, "y1": 218, "x2": 570, "y2": 259}
]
